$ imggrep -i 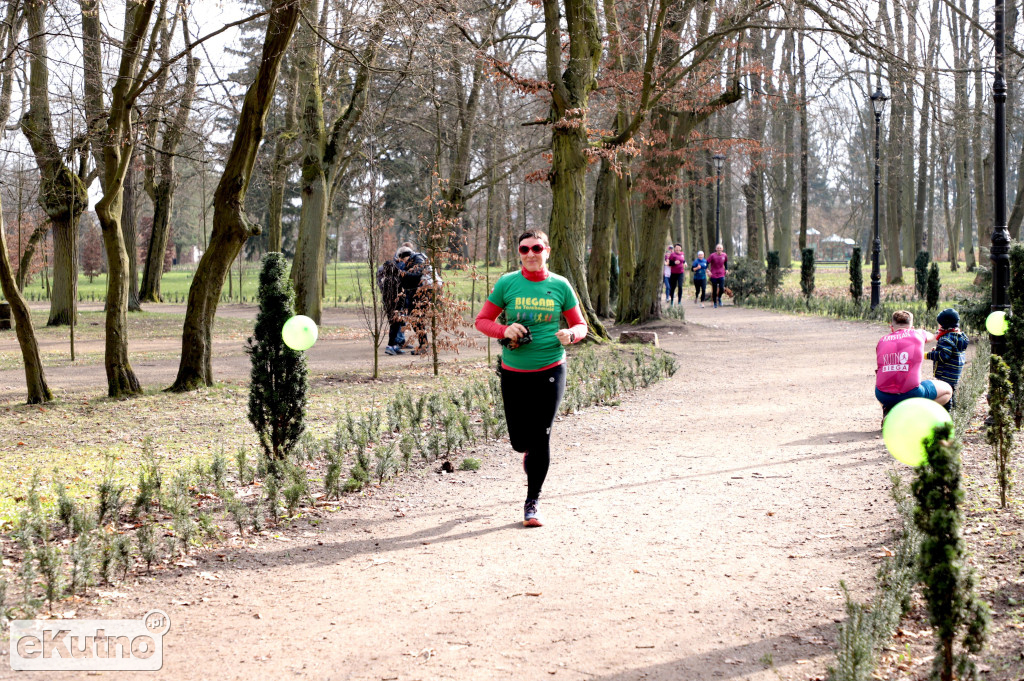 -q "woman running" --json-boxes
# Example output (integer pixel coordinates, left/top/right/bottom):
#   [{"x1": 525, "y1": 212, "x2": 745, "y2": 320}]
[{"x1": 474, "y1": 230, "x2": 588, "y2": 527}]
